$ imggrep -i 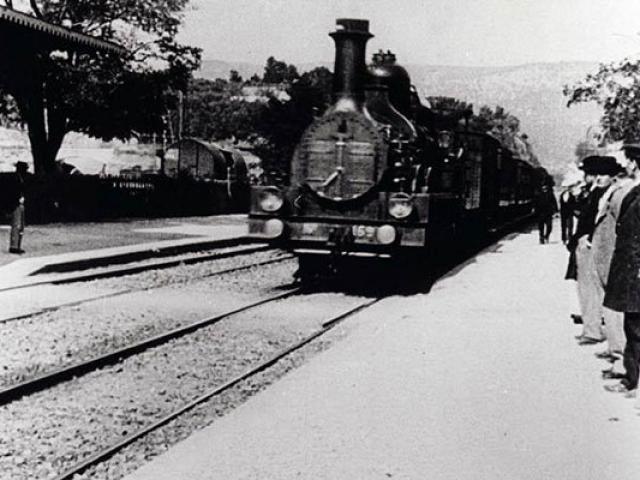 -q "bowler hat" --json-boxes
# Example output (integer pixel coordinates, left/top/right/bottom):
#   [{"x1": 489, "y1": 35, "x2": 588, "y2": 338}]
[
  {"x1": 579, "y1": 155, "x2": 600, "y2": 174},
  {"x1": 592, "y1": 156, "x2": 622, "y2": 175}
]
